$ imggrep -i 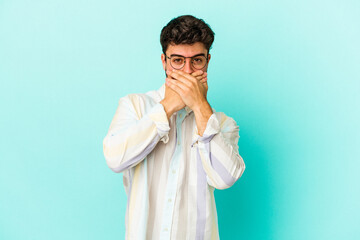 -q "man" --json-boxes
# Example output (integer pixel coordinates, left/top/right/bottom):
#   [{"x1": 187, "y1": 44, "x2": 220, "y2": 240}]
[{"x1": 103, "y1": 15, "x2": 245, "y2": 240}]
